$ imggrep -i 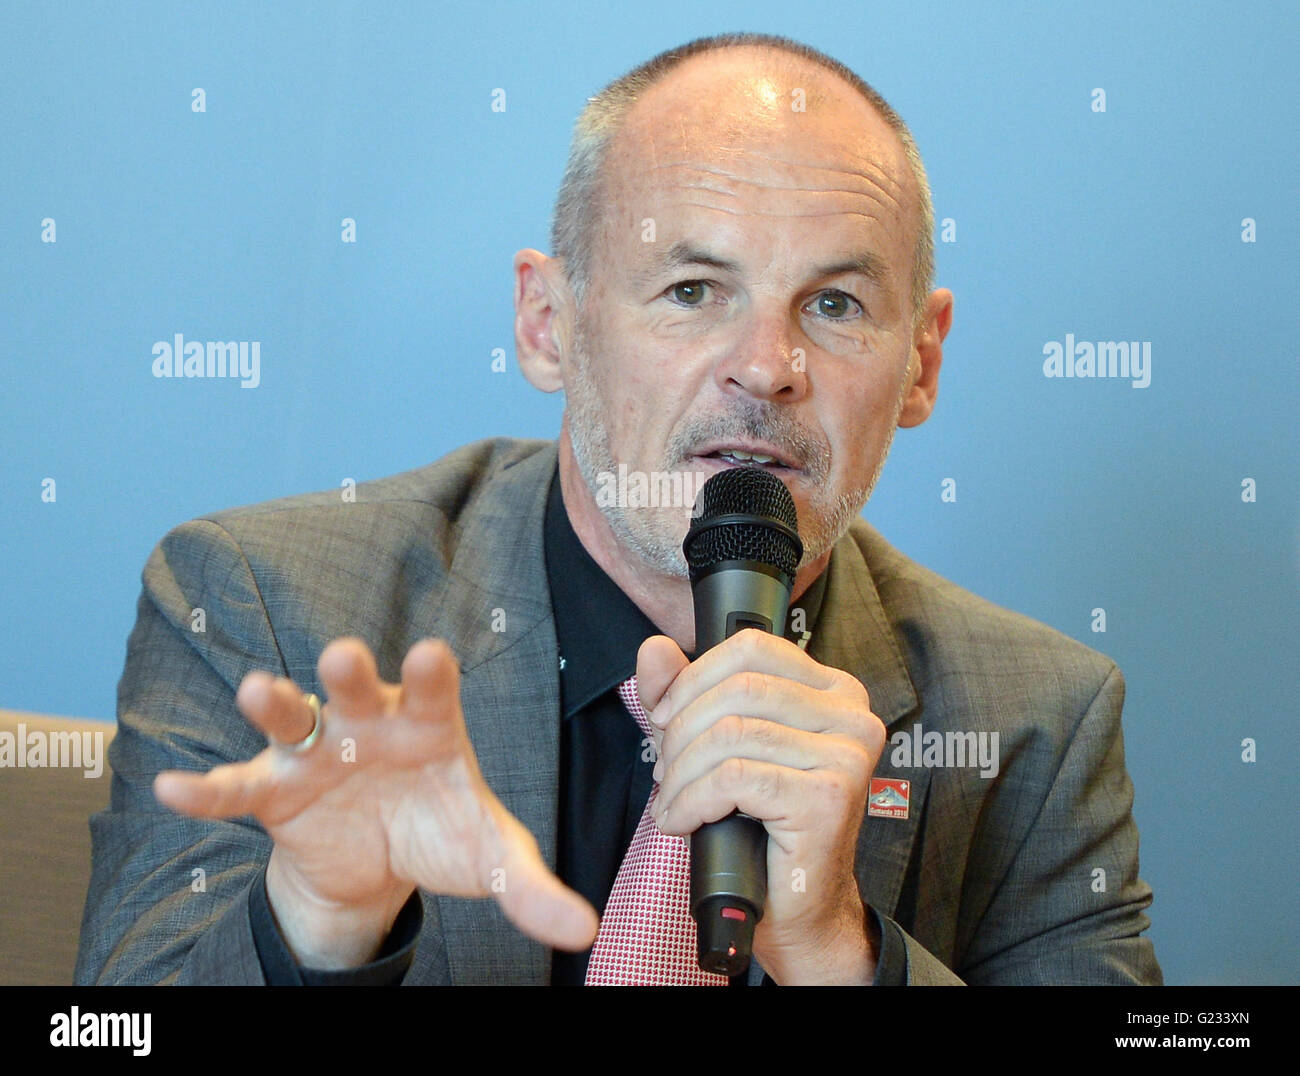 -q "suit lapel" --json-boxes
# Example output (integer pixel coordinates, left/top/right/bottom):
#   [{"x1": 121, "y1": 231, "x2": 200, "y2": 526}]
[
  {"x1": 810, "y1": 526, "x2": 927, "y2": 923},
  {"x1": 427, "y1": 443, "x2": 562, "y2": 985}
]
